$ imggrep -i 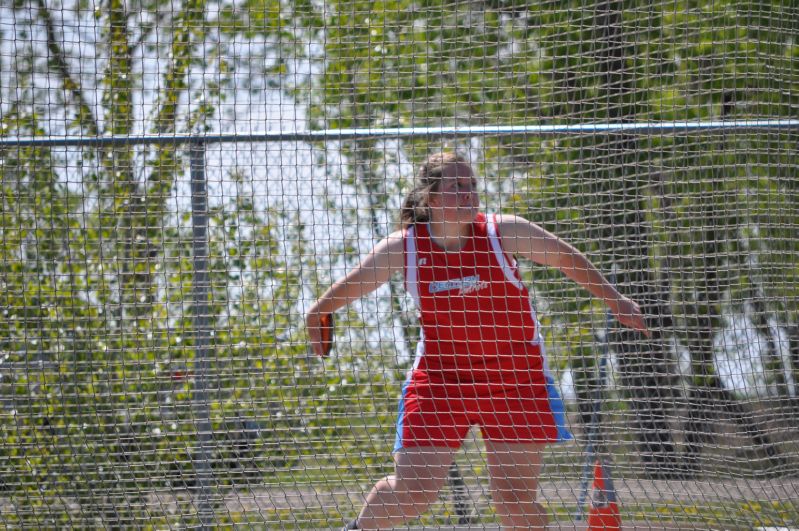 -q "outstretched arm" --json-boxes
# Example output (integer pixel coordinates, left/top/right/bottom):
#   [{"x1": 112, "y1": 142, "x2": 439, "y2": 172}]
[
  {"x1": 497, "y1": 215, "x2": 650, "y2": 336},
  {"x1": 306, "y1": 231, "x2": 406, "y2": 356}
]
